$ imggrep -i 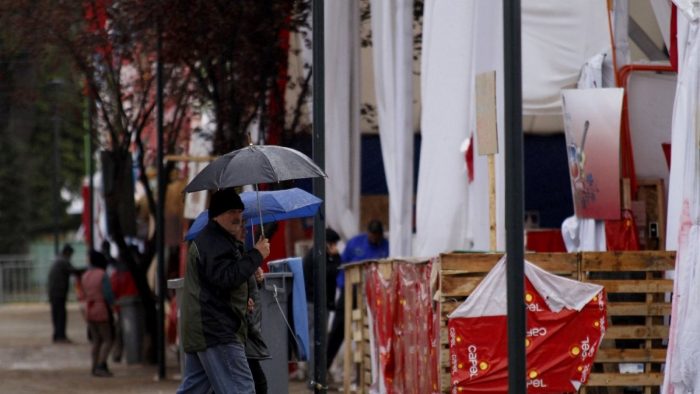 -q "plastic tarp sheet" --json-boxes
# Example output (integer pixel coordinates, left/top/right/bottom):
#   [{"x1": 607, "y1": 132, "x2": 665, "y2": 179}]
[
  {"x1": 364, "y1": 260, "x2": 439, "y2": 394},
  {"x1": 371, "y1": 0, "x2": 415, "y2": 256},
  {"x1": 416, "y1": 0, "x2": 611, "y2": 256},
  {"x1": 663, "y1": 3, "x2": 700, "y2": 392},
  {"x1": 521, "y1": 0, "x2": 611, "y2": 132},
  {"x1": 324, "y1": 0, "x2": 362, "y2": 240},
  {"x1": 448, "y1": 257, "x2": 606, "y2": 393}
]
